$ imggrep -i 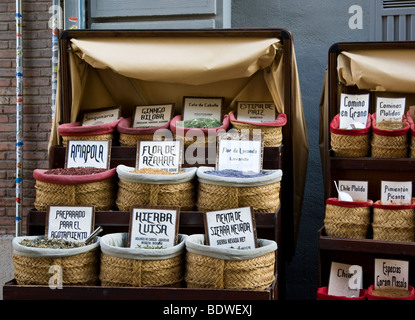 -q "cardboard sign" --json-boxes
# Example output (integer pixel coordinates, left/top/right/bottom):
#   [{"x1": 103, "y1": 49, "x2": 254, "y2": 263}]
[
  {"x1": 327, "y1": 262, "x2": 363, "y2": 298},
  {"x1": 46, "y1": 205, "x2": 95, "y2": 242},
  {"x1": 136, "y1": 140, "x2": 182, "y2": 173},
  {"x1": 216, "y1": 132, "x2": 264, "y2": 173},
  {"x1": 128, "y1": 206, "x2": 179, "y2": 249},
  {"x1": 204, "y1": 206, "x2": 257, "y2": 250},
  {"x1": 339, "y1": 93, "x2": 370, "y2": 129},
  {"x1": 374, "y1": 259, "x2": 409, "y2": 291},
  {"x1": 338, "y1": 180, "x2": 368, "y2": 202},
  {"x1": 182, "y1": 97, "x2": 223, "y2": 122},
  {"x1": 66, "y1": 140, "x2": 111, "y2": 169},
  {"x1": 381, "y1": 181, "x2": 412, "y2": 205},
  {"x1": 132, "y1": 104, "x2": 173, "y2": 128},
  {"x1": 236, "y1": 101, "x2": 276, "y2": 122},
  {"x1": 376, "y1": 97, "x2": 406, "y2": 123},
  {"x1": 81, "y1": 107, "x2": 120, "y2": 126}
]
